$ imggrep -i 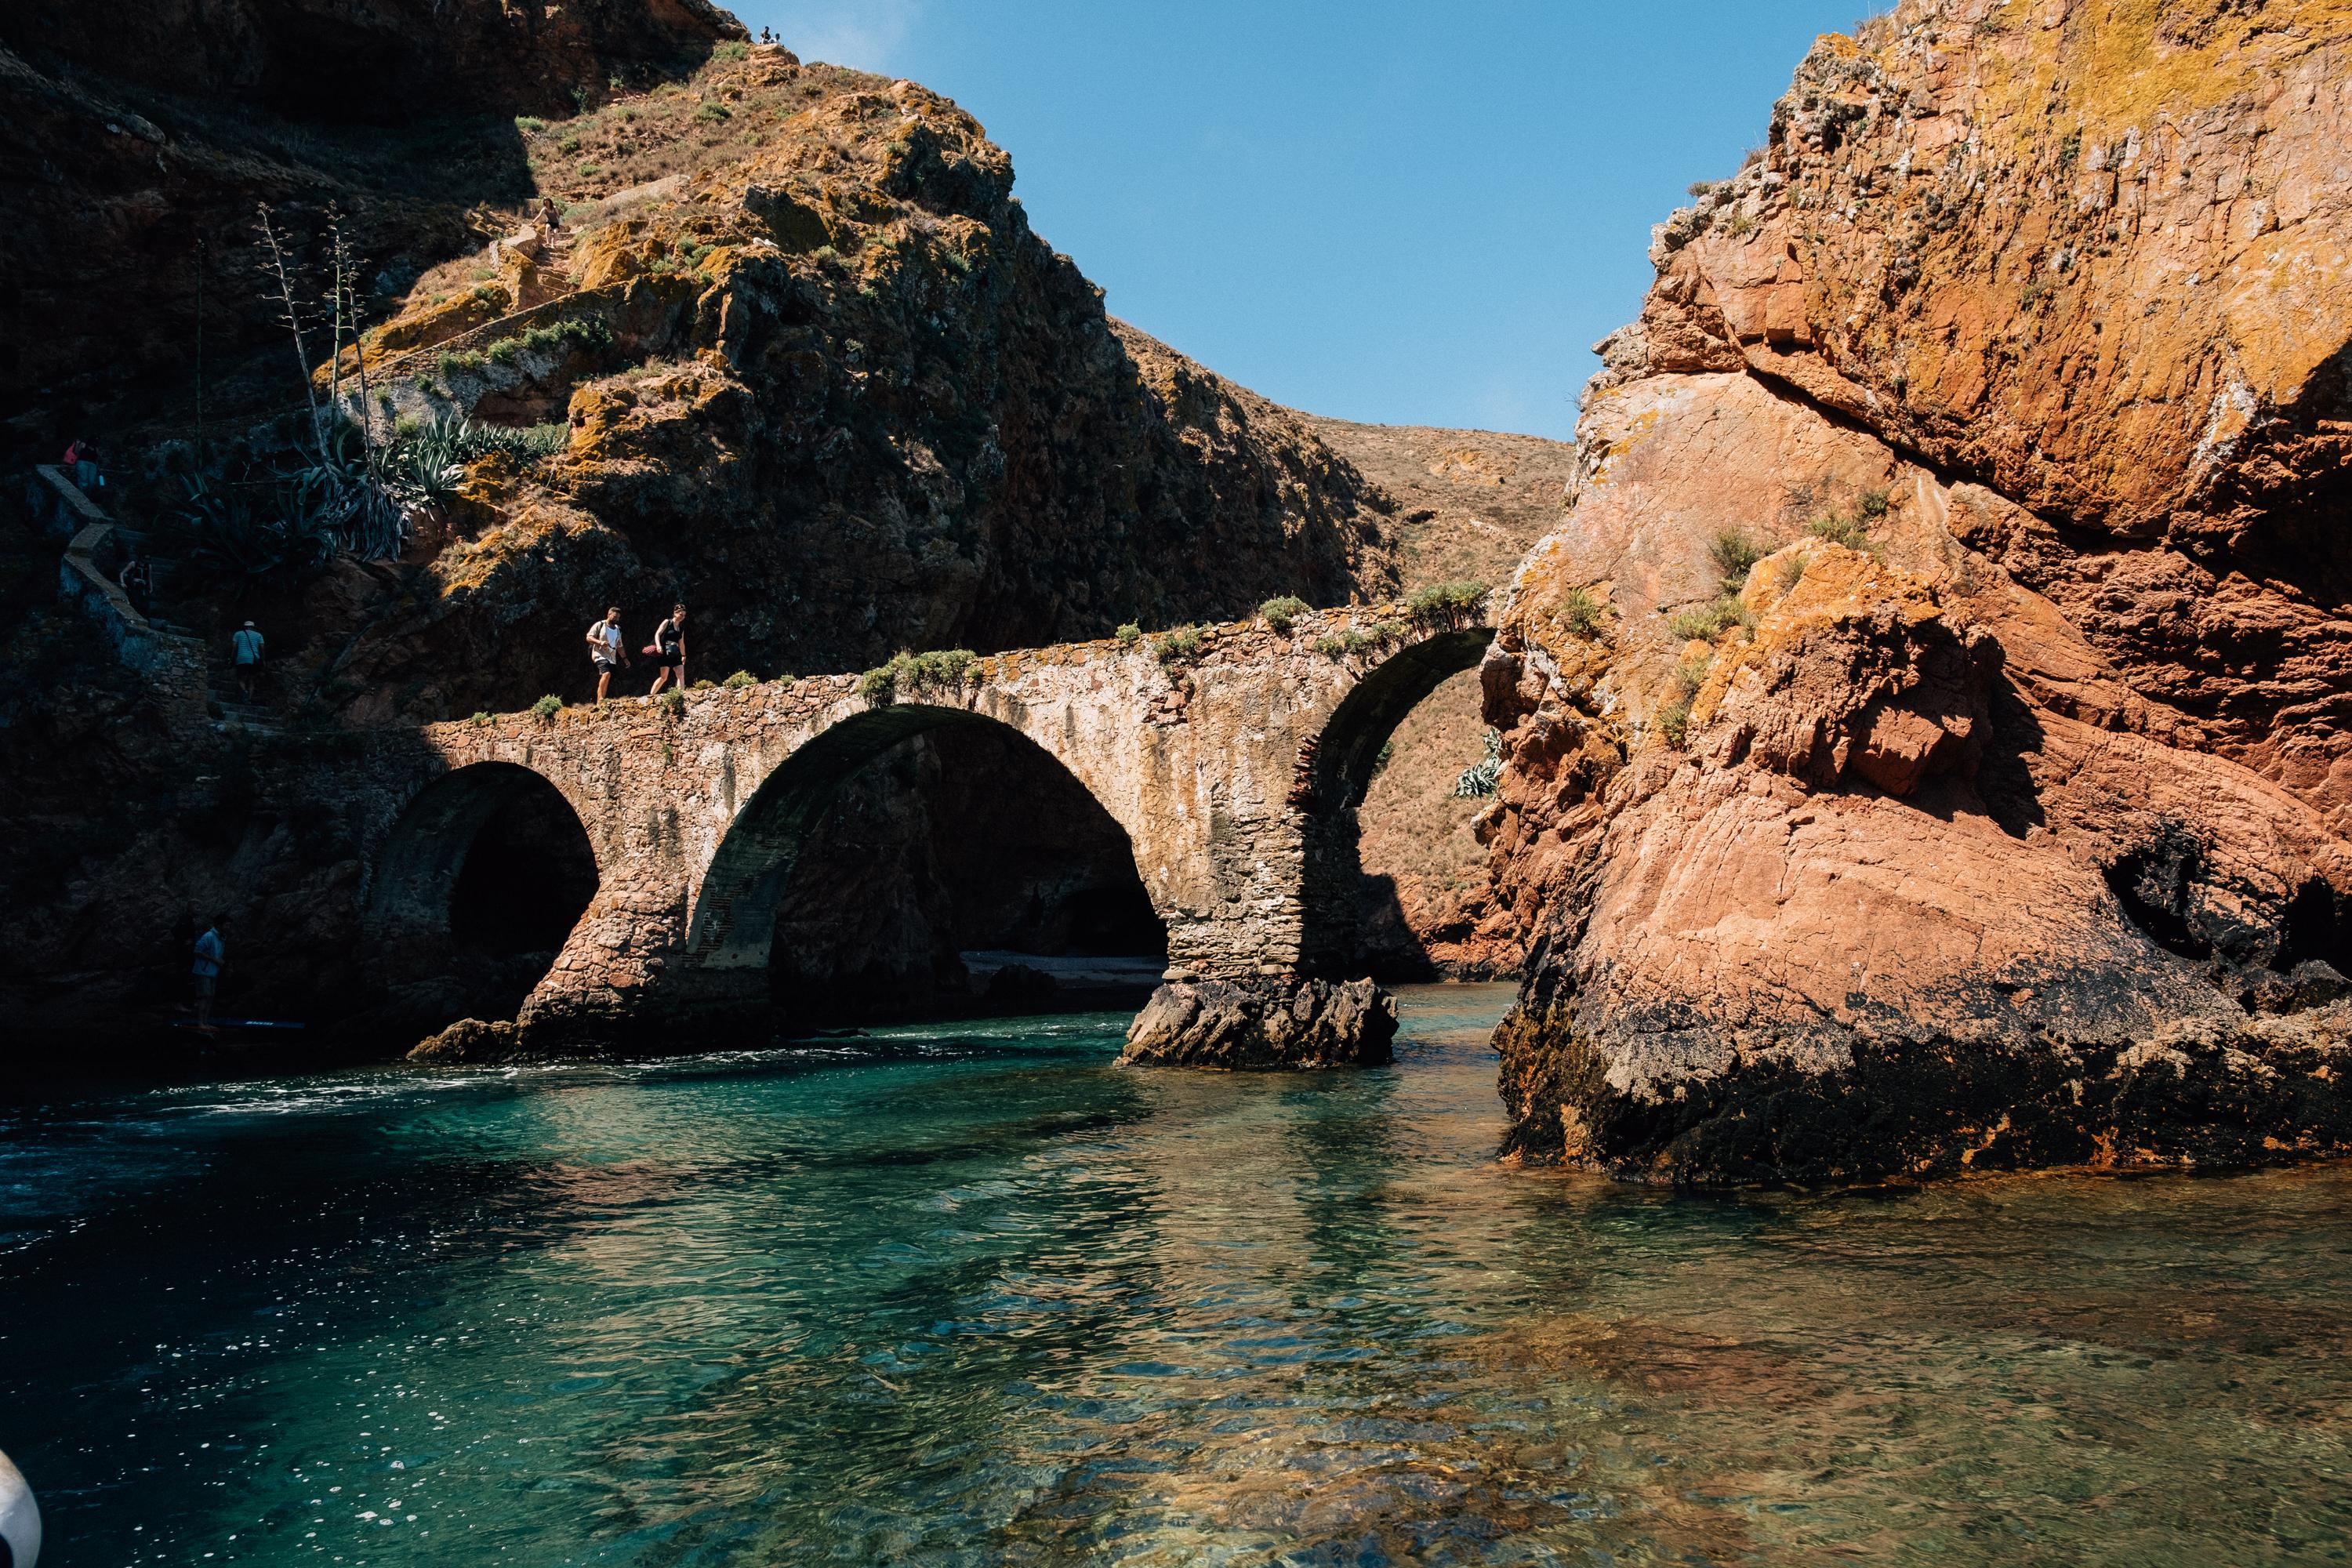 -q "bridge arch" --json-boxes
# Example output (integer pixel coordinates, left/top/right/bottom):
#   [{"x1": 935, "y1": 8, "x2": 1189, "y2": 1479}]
[
  {"x1": 1296, "y1": 626, "x2": 1496, "y2": 975},
  {"x1": 685, "y1": 702, "x2": 1165, "y2": 1025},
  {"x1": 370, "y1": 760, "x2": 601, "y2": 989}
]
